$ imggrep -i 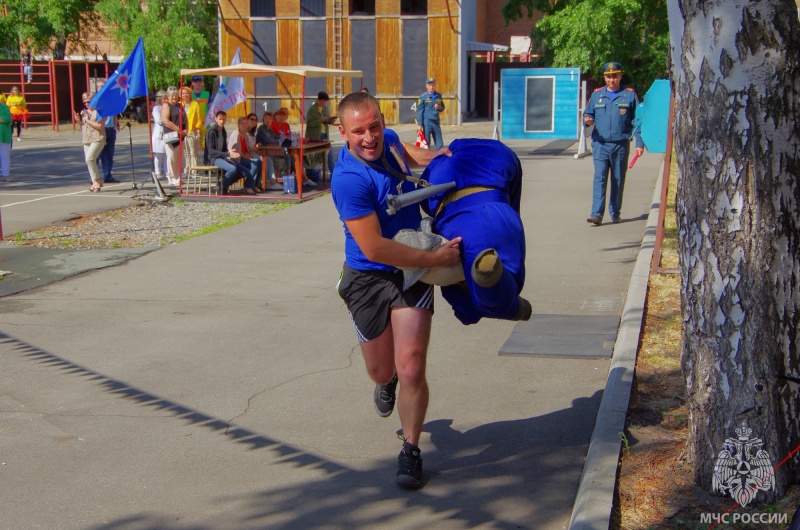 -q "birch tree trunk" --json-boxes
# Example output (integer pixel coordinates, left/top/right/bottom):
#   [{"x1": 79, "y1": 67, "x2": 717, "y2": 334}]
[{"x1": 668, "y1": 0, "x2": 800, "y2": 501}]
